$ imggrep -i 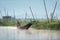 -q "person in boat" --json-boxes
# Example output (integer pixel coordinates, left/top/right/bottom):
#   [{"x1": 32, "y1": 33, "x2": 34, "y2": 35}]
[
  {"x1": 16, "y1": 21, "x2": 32, "y2": 30},
  {"x1": 17, "y1": 21, "x2": 21, "y2": 28}
]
